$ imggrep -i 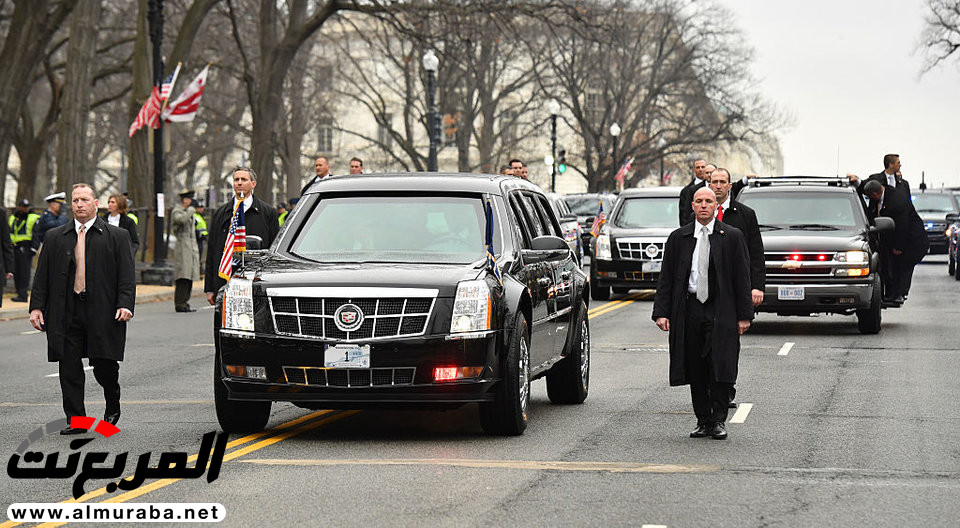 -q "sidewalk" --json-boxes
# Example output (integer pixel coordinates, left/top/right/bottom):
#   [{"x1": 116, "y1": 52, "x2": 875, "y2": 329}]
[{"x1": 0, "y1": 280, "x2": 205, "y2": 322}]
